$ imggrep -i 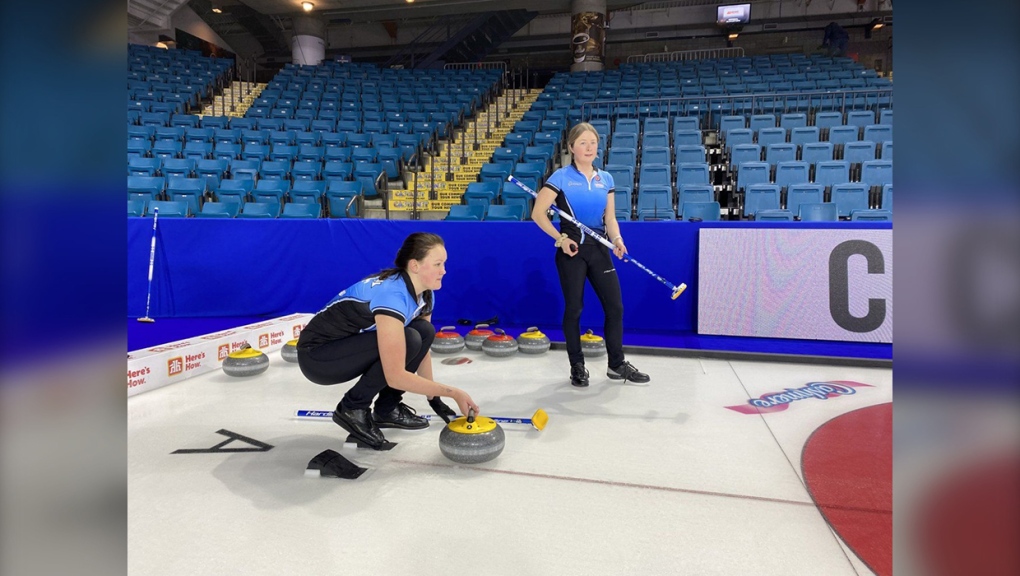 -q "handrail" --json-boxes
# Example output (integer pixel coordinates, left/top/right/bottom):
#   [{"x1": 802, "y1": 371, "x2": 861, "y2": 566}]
[
  {"x1": 626, "y1": 47, "x2": 745, "y2": 63},
  {"x1": 444, "y1": 61, "x2": 507, "y2": 71},
  {"x1": 579, "y1": 87, "x2": 893, "y2": 123}
]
